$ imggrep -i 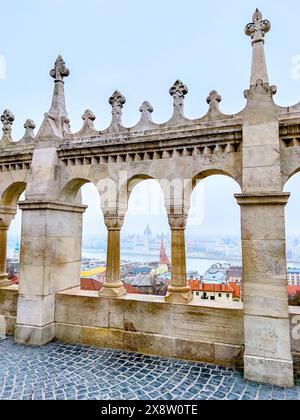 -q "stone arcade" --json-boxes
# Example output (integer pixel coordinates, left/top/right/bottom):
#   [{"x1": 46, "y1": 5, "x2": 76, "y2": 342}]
[{"x1": 0, "y1": 10, "x2": 299, "y2": 387}]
